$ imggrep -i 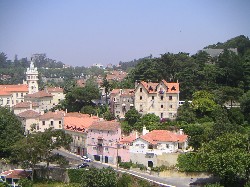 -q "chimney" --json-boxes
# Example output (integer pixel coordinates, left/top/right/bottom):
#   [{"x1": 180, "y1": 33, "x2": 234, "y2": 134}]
[
  {"x1": 179, "y1": 129, "x2": 183, "y2": 135},
  {"x1": 135, "y1": 131, "x2": 138, "y2": 139},
  {"x1": 65, "y1": 109, "x2": 68, "y2": 113}
]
